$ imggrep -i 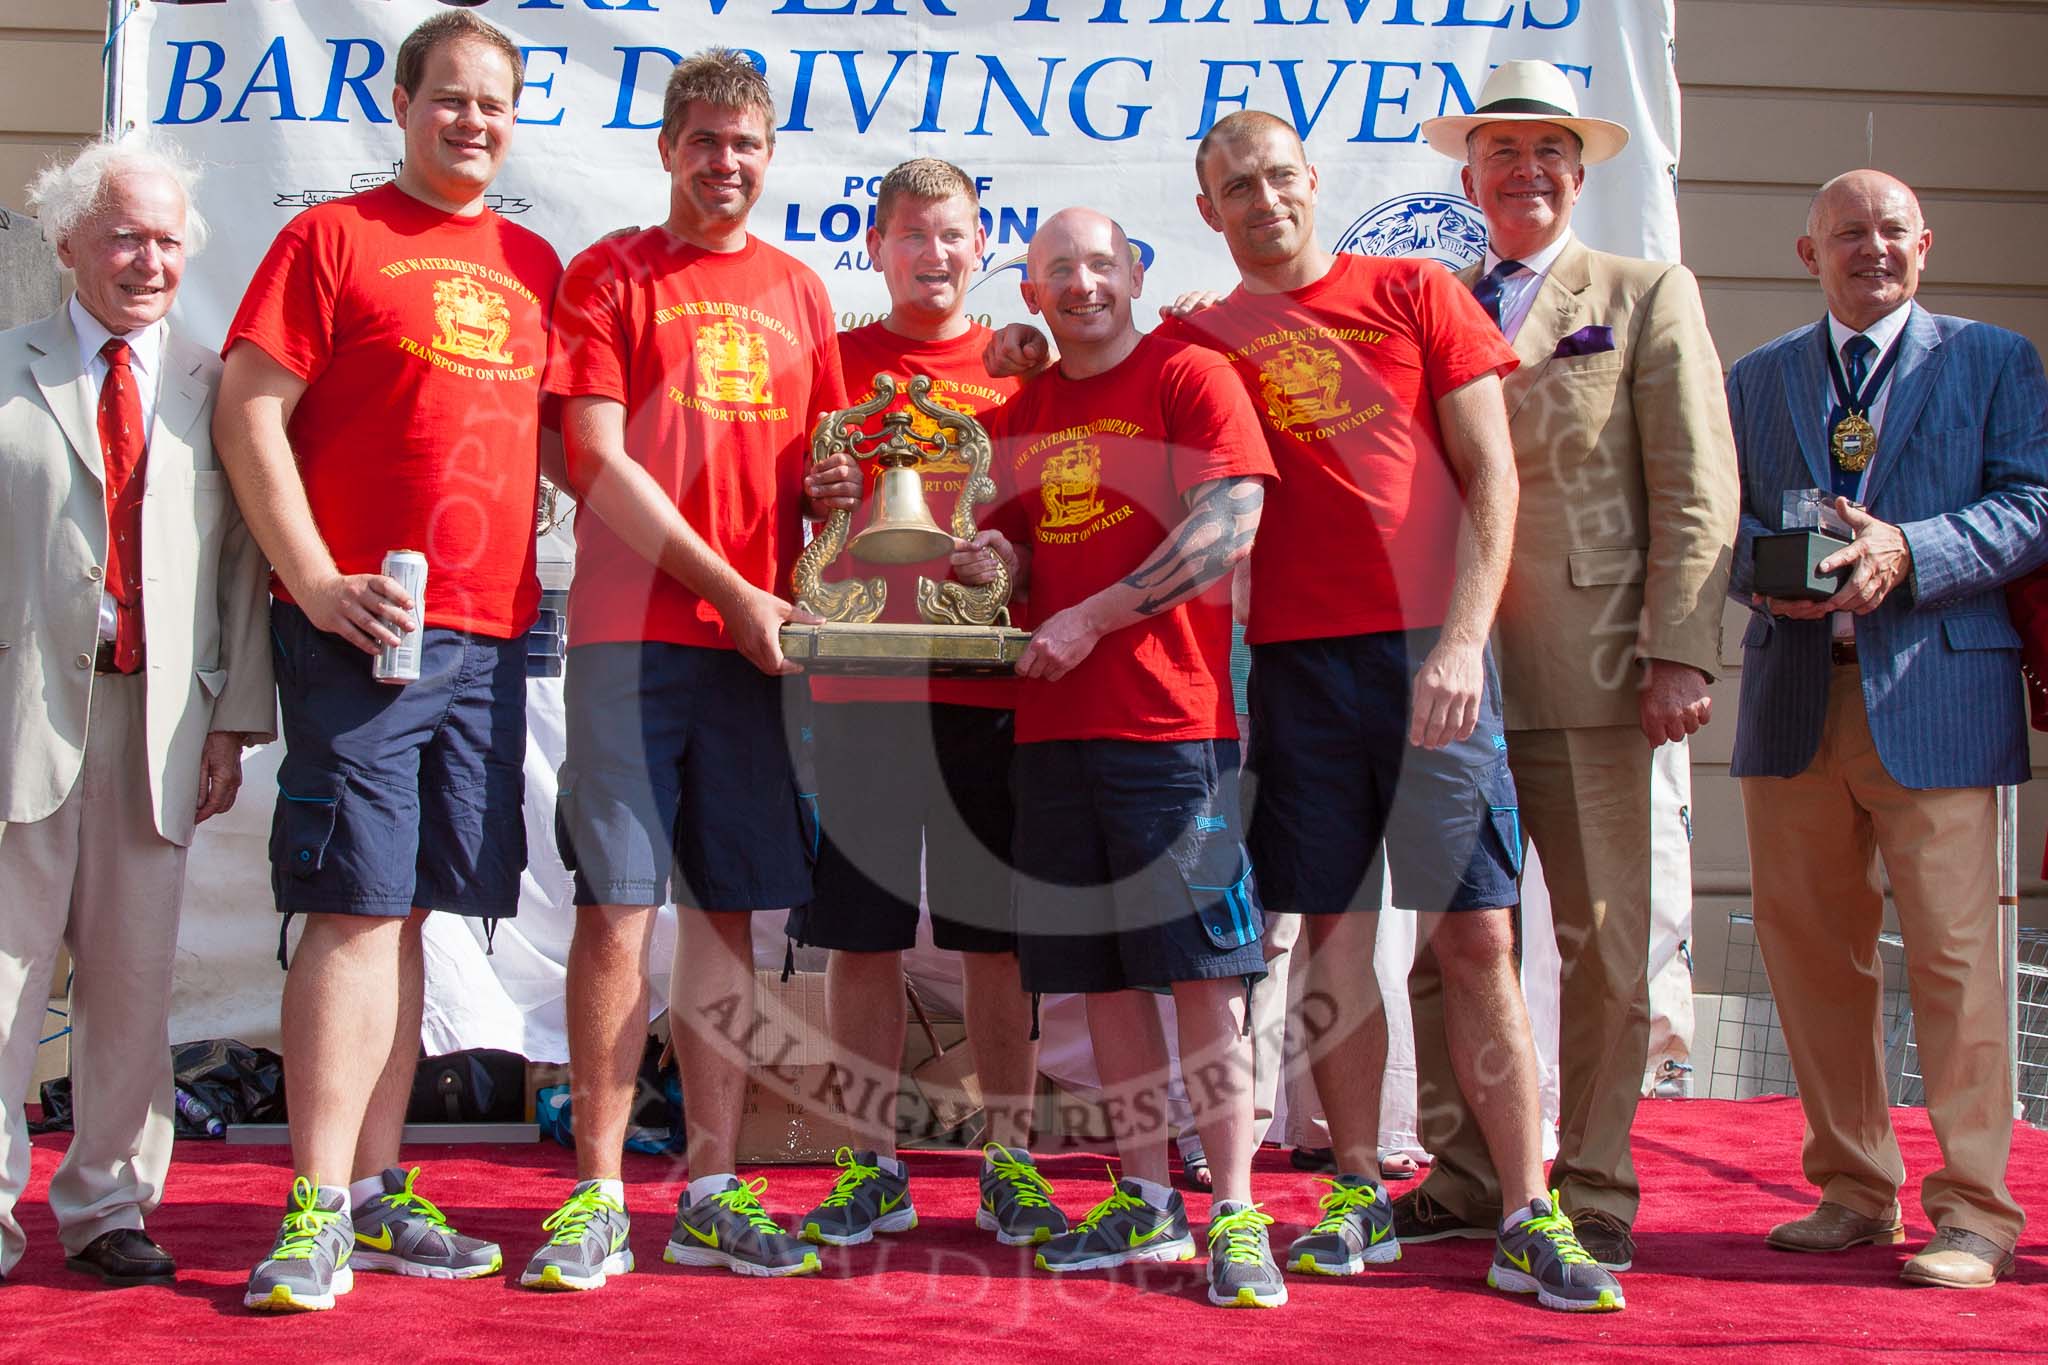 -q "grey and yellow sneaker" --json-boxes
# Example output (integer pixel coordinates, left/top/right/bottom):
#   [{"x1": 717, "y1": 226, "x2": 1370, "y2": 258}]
[
  {"x1": 1287, "y1": 1174, "x2": 1401, "y2": 1276},
  {"x1": 351, "y1": 1166, "x2": 502, "y2": 1279},
  {"x1": 1208, "y1": 1202, "x2": 1287, "y2": 1308},
  {"x1": 520, "y1": 1181, "x2": 633, "y2": 1291},
  {"x1": 1487, "y1": 1192, "x2": 1626, "y2": 1313},
  {"x1": 664, "y1": 1177, "x2": 821, "y2": 1277},
  {"x1": 976, "y1": 1143, "x2": 1069, "y2": 1247},
  {"x1": 799, "y1": 1148, "x2": 917, "y2": 1247},
  {"x1": 244, "y1": 1177, "x2": 354, "y2": 1312},
  {"x1": 1034, "y1": 1171, "x2": 1194, "y2": 1273}
]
